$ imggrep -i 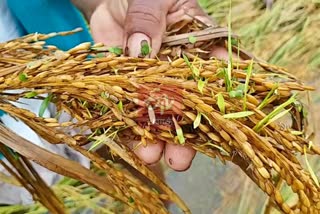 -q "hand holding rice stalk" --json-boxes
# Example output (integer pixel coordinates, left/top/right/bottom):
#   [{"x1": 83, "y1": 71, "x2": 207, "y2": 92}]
[{"x1": 0, "y1": 19, "x2": 318, "y2": 214}]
